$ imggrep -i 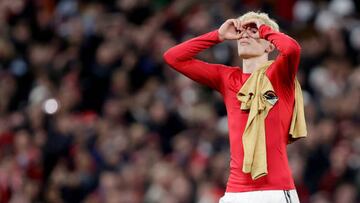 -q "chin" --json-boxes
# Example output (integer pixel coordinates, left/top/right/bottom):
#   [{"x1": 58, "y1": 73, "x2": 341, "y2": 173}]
[
  {"x1": 238, "y1": 52, "x2": 254, "y2": 59},
  {"x1": 238, "y1": 50, "x2": 264, "y2": 59}
]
